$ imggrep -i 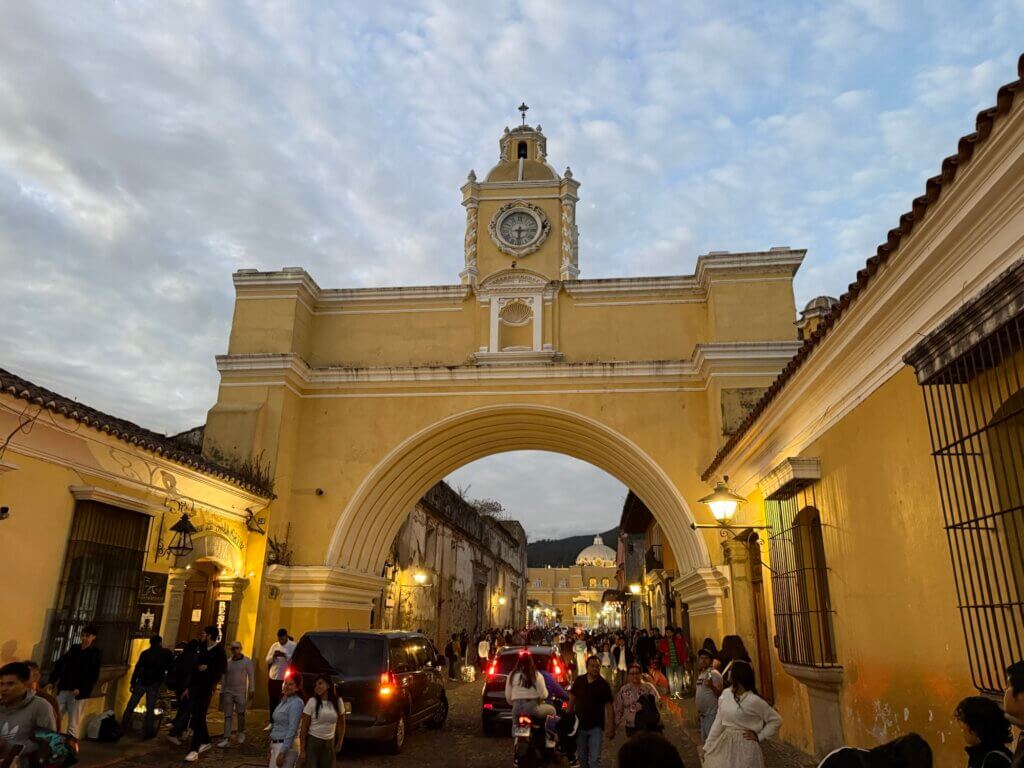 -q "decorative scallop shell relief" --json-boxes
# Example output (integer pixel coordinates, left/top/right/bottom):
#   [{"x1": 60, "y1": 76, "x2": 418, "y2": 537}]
[{"x1": 499, "y1": 300, "x2": 533, "y2": 326}]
